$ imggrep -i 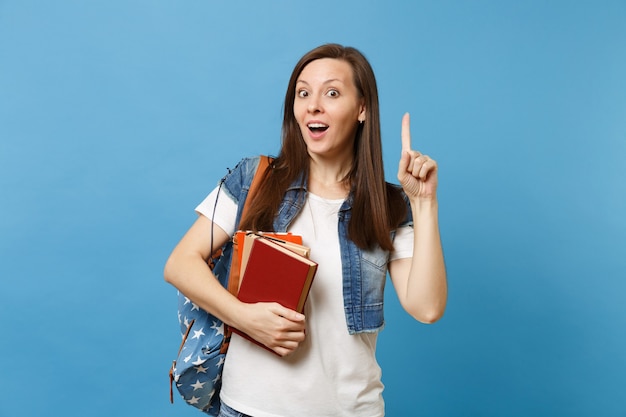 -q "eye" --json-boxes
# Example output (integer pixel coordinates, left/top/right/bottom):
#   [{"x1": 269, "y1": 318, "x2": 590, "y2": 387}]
[
  {"x1": 297, "y1": 89, "x2": 308, "y2": 98},
  {"x1": 327, "y1": 89, "x2": 340, "y2": 98}
]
